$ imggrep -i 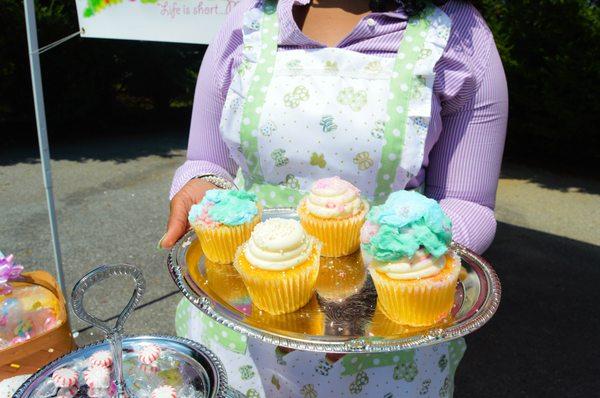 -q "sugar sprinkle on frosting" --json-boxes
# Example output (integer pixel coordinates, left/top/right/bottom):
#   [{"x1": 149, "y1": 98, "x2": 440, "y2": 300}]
[
  {"x1": 244, "y1": 218, "x2": 314, "y2": 271},
  {"x1": 303, "y1": 177, "x2": 363, "y2": 219}
]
